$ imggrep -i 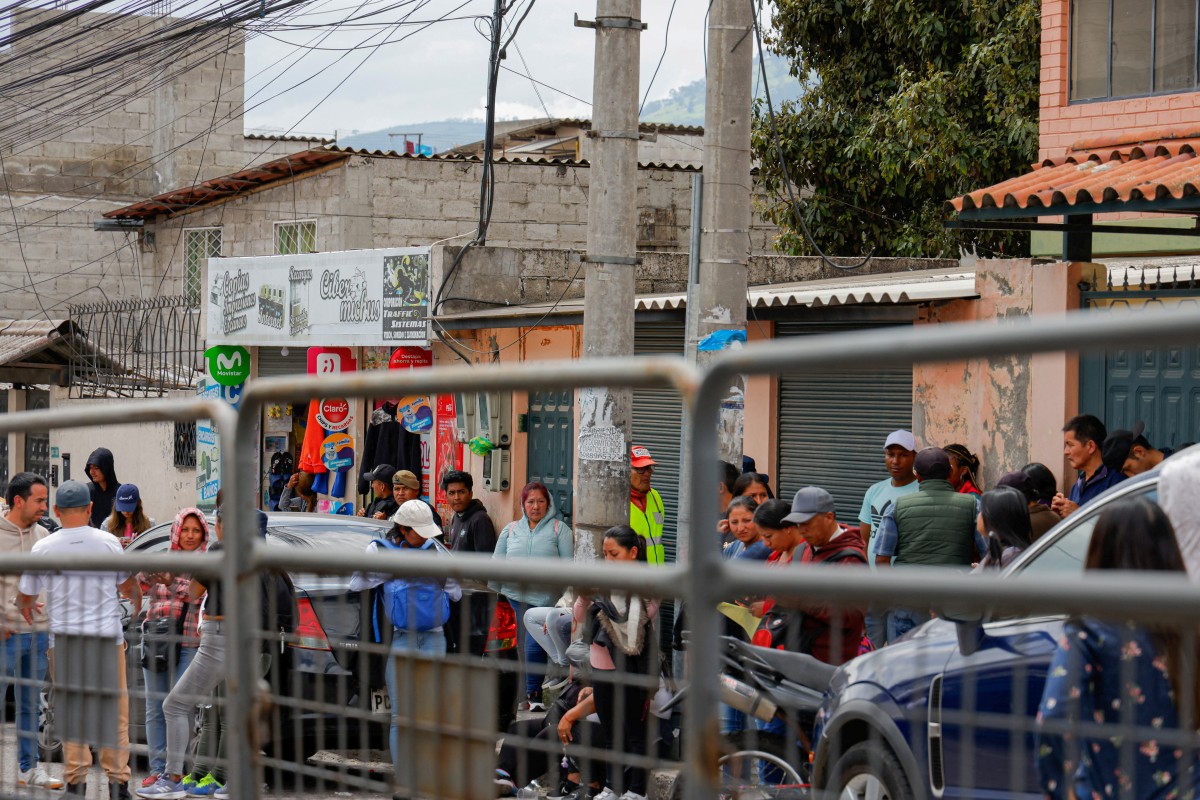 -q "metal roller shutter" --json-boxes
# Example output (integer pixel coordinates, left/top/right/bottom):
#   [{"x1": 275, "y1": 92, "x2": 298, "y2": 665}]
[
  {"x1": 633, "y1": 322, "x2": 685, "y2": 563},
  {"x1": 776, "y1": 321, "x2": 913, "y2": 523},
  {"x1": 256, "y1": 346, "x2": 309, "y2": 378}
]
